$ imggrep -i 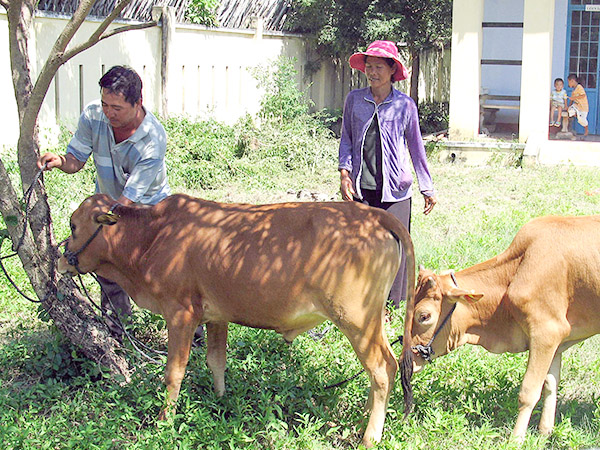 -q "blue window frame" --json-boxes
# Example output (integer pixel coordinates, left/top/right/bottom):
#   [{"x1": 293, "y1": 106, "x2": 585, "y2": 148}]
[{"x1": 566, "y1": 1, "x2": 600, "y2": 134}]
